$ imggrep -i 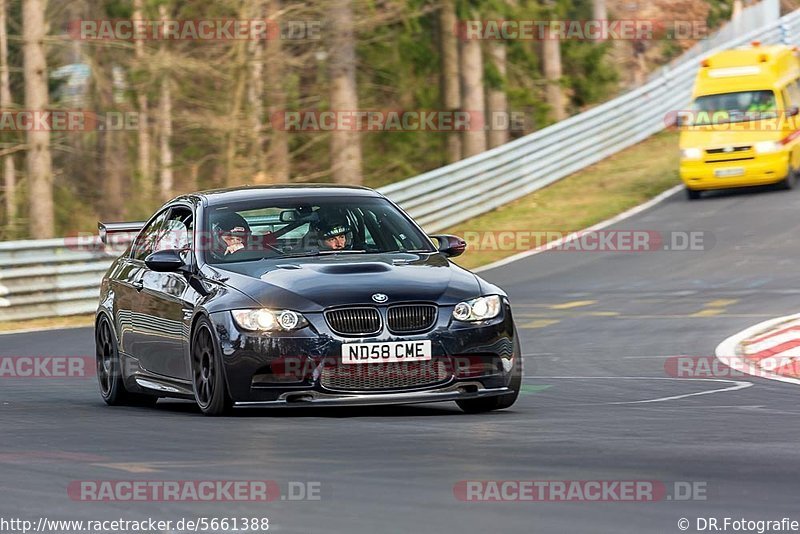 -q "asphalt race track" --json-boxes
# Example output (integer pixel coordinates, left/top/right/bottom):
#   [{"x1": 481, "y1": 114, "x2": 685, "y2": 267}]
[{"x1": 4, "y1": 185, "x2": 800, "y2": 533}]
